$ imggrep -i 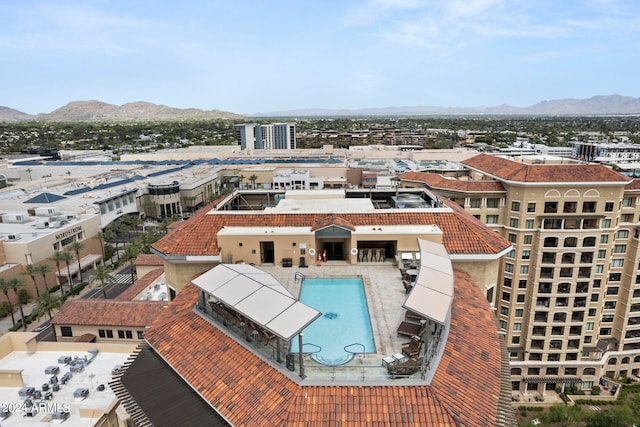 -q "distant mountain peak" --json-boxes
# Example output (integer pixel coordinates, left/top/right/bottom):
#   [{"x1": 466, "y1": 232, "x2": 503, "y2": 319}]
[{"x1": 0, "y1": 100, "x2": 244, "y2": 122}]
